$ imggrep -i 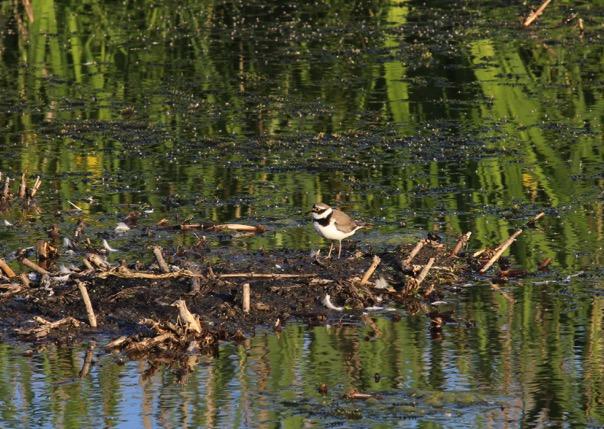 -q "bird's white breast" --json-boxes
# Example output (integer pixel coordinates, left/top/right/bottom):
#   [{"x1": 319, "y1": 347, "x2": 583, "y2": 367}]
[{"x1": 314, "y1": 219, "x2": 356, "y2": 240}]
